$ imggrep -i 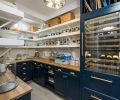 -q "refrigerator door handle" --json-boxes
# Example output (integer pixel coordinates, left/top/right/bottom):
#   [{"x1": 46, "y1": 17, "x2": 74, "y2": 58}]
[{"x1": 82, "y1": 32, "x2": 84, "y2": 56}]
